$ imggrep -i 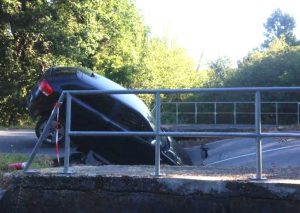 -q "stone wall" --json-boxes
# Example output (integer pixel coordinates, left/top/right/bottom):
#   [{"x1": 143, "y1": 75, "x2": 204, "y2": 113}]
[{"x1": 1, "y1": 166, "x2": 300, "y2": 213}]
